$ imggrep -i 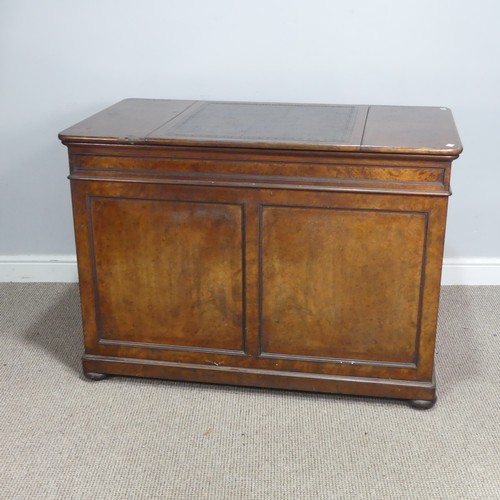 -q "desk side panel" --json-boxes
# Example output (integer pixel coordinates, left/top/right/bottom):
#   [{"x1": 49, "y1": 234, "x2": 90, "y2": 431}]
[{"x1": 70, "y1": 178, "x2": 446, "y2": 384}]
